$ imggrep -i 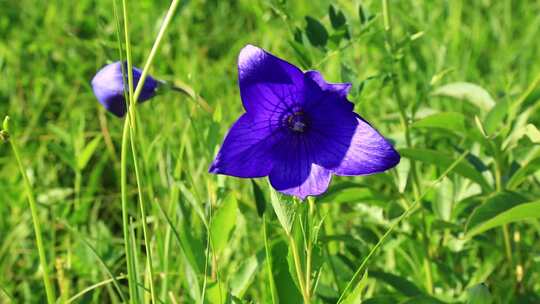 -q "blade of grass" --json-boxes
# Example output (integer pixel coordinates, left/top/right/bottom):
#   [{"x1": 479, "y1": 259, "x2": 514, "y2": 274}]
[
  {"x1": 66, "y1": 275, "x2": 128, "y2": 304},
  {"x1": 2, "y1": 116, "x2": 56, "y2": 304},
  {"x1": 263, "y1": 215, "x2": 278, "y2": 304},
  {"x1": 113, "y1": 0, "x2": 138, "y2": 301},
  {"x1": 63, "y1": 222, "x2": 127, "y2": 303}
]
